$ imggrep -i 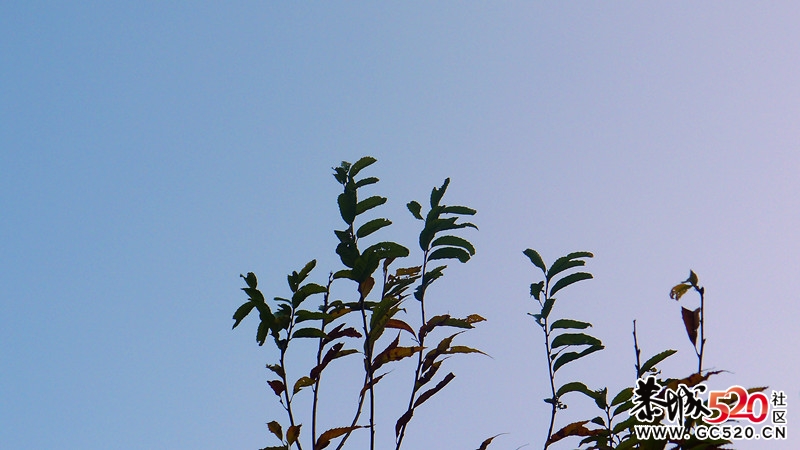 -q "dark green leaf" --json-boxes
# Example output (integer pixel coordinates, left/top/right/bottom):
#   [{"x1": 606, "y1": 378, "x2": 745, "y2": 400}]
[
  {"x1": 356, "y1": 218, "x2": 392, "y2": 238},
  {"x1": 407, "y1": 201, "x2": 423, "y2": 220},
  {"x1": 530, "y1": 281, "x2": 544, "y2": 300},
  {"x1": 541, "y1": 297, "x2": 555, "y2": 319},
  {"x1": 257, "y1": 321, "x2": 269, "y2": 346},
  {"x1": 639, "y1": 349, "x2": 678, "y2": 376},
  {"x1": 292, "y1": 328, "x2": 328, "y2": 339},
  {"x1": 550, "y1": 319, "x2": 592, "y2": 331},
  {"x1": 613, "y1": 400, "x2": 633, "y2": 417},
  {"x1": 591, "y1": 416, "x2": 605, "y2": 427},
  {"x1": 431, "y1": 235, "x2": 475, "y2": 255},
  {"x1": 523, "y1": 249, "x2": 547, "y2": 274},
  {"x1": 551, "y1": 332, "x2": 602, "y2": 348},
  {"x1": 556, "y1": 381, "x2": 597, "y2": 400},
  {"x1": 441, "y1": 205, "x2": 476, "y2": 215},
  {"x1": 349, "y1": 156, "x2": 377, "y2": 178},
  {"x1": 243, "y1": 287, "x2": 265, "y2": 303},
  {"x1": 546, "y1": 251, "x2": 593, "y2": 281},
  {"x1": 552, "y1": 344, "x2": 604, "y2": 372},
  {"x1": 336, "y1": 242, "x2": 359, "y2": 268},
  {"x1": 232, "y1": 301, "x2": 256, "y2": 329},
  {"x1": 430, "y1": 178, "x2": 450, "y2": 207},
  {"x1": 428, "y1": 246, "x2": 471, "y2": 263},
  {"x1": 337, "y1": 191, "x2": 356, "y2": 225},
  {"x1": 355, "y1": 195, "x2": 387, "y2": 216},
  {"x1": 610, "y1": 387, "x2": 634, "y2": 407},
  {"x1": 549, "y1": 272, "x2": 593, "y2": 296},
  {"x1": 355, "y1": 176, "x2": 379, "y2": 188},
  {"x1": 363, "y1": 241, "x2": 409, "y2": 261},
  {"x1": 293, "y1": 376, "x2": 315, "y2": 394},
  {"x1": 266, "y1": 364, "x2": 284, "y2": 378},
  {"x1": 295, "y1": 310, "x2": 330, "y2": 323},
  {"x1": 292, "y1": 283, "x2": 327, "y2": 308},
  {"x1": 297, "y1": 260, "x2": 316, "y2": 283},
  {"x1": 241, "y1": 272, "x2": 257, "y2": 289}
]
